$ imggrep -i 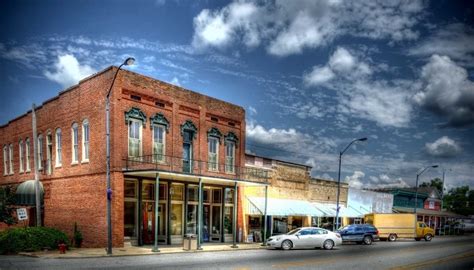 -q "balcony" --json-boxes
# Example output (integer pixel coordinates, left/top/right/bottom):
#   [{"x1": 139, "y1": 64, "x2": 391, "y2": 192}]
[{"x1": 123, "y1": 154, "x2": 269, "y2": 184}]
